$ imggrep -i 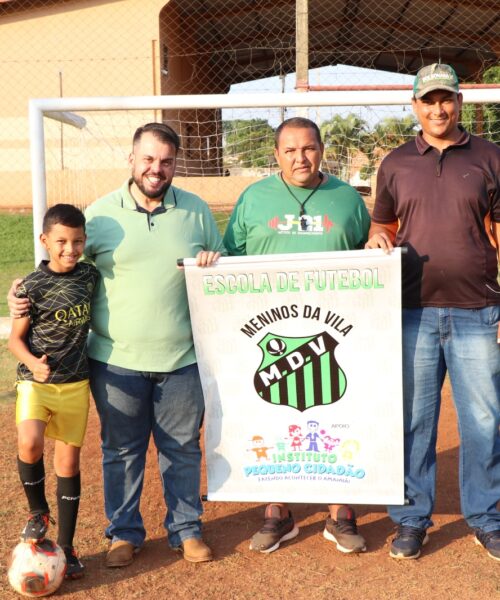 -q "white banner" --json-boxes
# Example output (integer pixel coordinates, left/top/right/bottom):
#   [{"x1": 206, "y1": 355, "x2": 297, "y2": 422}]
[{"x1": 184, "y1": 249, "x2": 404, "y2": 505}]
